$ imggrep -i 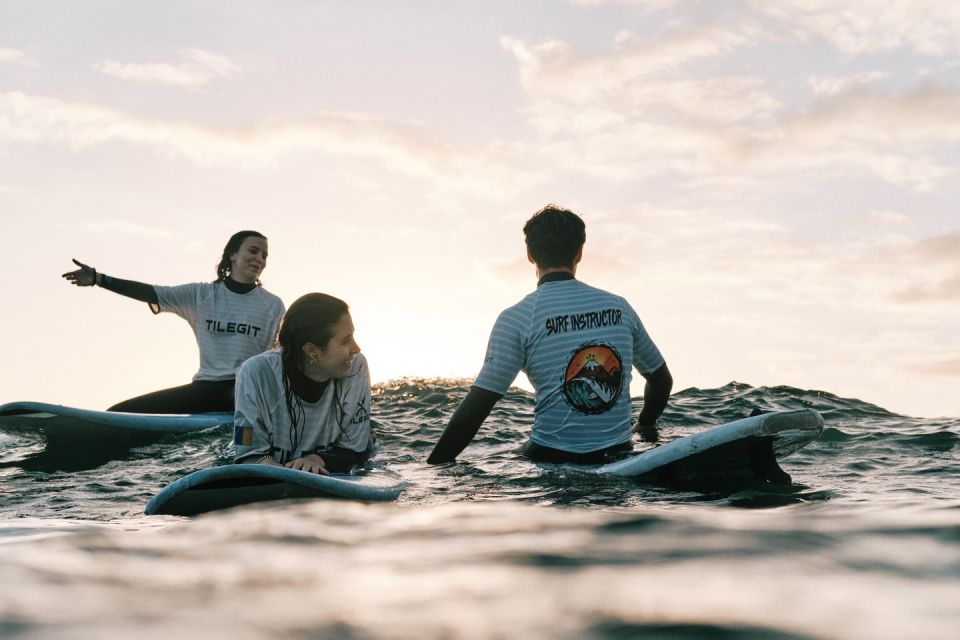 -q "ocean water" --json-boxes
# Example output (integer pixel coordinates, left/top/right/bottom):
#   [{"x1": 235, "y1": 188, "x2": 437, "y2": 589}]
[{"x1": 0, "y1": 380, "x2": 958, "y2": 639}]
